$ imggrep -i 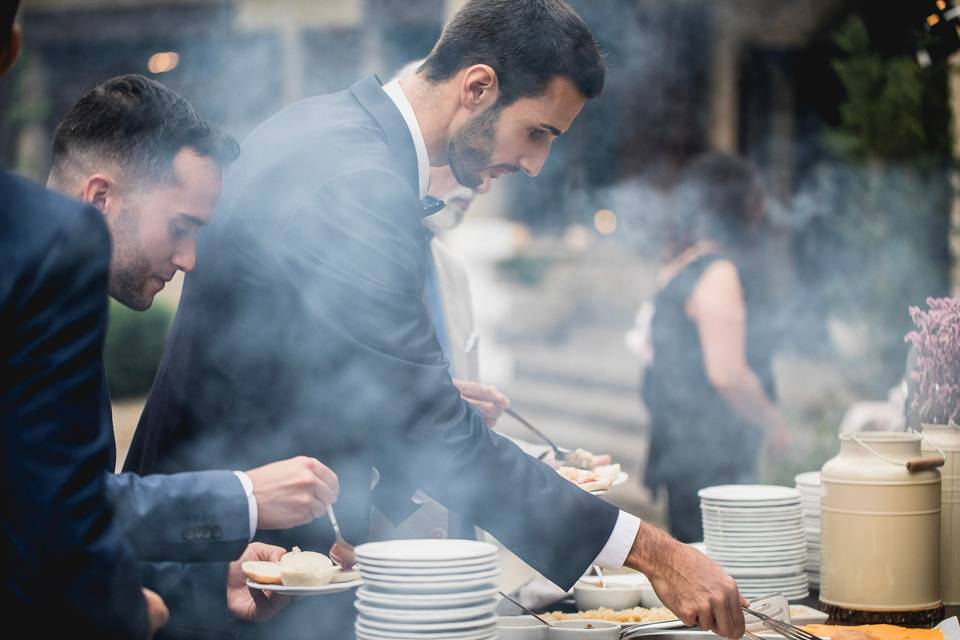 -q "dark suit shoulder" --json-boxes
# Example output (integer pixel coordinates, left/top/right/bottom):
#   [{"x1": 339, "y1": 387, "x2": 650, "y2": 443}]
[
  {"x1": 219, "y1": 89, "x2": 414, "y2": 224},
  {"x1": 0, "y1": 172, "x2": 111, "y2": 303}
]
